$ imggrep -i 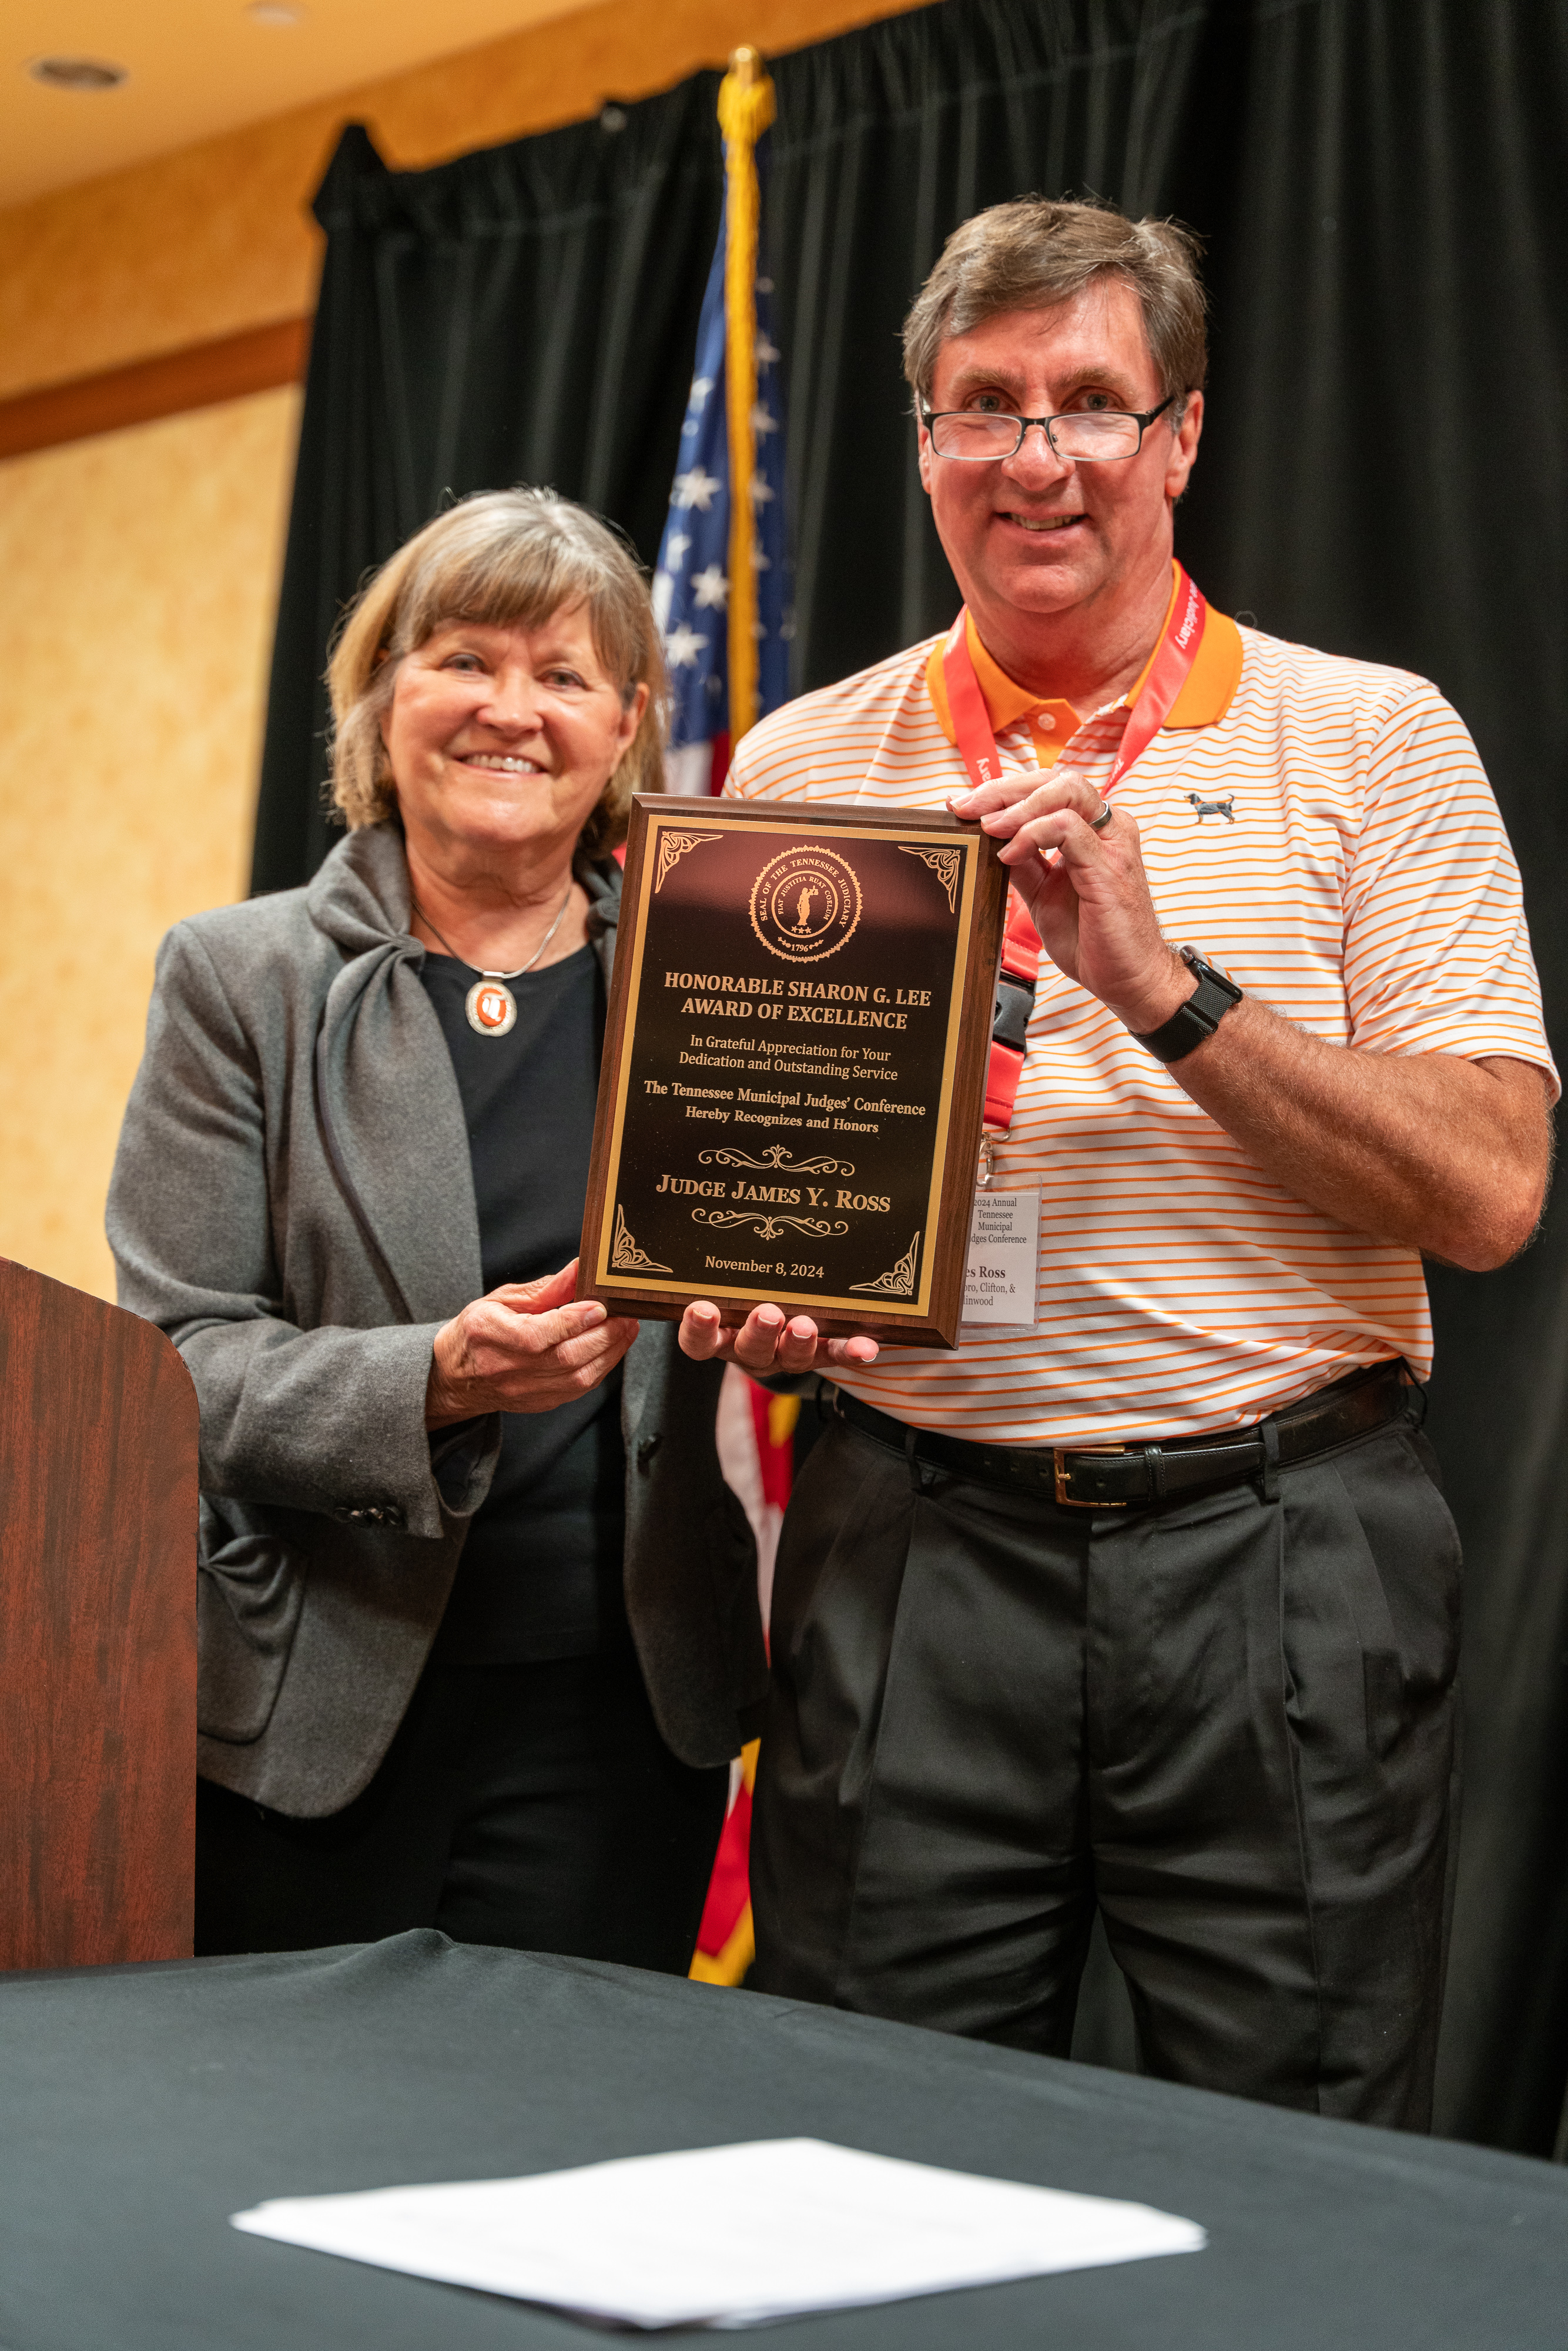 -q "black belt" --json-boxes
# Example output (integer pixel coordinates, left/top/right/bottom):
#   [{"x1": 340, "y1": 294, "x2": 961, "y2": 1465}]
[{"x1": 828, "y1": 1359, "x2": 1413, "y2": 1510}]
